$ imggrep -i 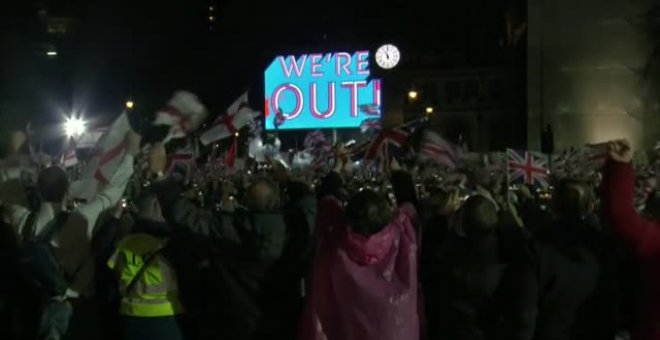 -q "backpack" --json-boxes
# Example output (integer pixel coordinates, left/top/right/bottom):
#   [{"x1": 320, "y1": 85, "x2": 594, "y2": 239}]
[{"x1": 17, "y1": 211, "x2": 71, "y2": 298}]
